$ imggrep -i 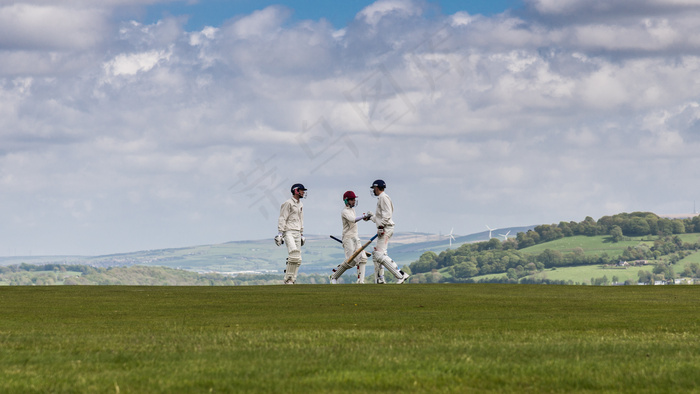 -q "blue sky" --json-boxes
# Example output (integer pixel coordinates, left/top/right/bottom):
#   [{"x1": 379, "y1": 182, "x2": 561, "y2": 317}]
[{"x1": 145, "y1": 0, "x2": 524, "y2": 31}]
